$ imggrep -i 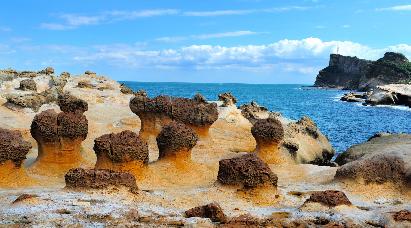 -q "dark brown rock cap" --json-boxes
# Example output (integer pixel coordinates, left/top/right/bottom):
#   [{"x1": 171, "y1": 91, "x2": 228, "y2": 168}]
[
  {"x1": 217, "y1": 153, "x2": 278, "y2": 188},
  {"x1": 392, "y1": 210, "x2": 411, "y2": 222},
  {"x1": 19, "y1": 79, "x2": 37, "y2": 91},
  {"x1": 218, "y1": 92, "x2": 237, "y2": 107},
  {"x1": 305, "y1": 190, "x2": 351, "y2": 207},
  {"x1": 0, "y1": 128, "x2": 32, "y2": 167},
  {"x1": 156, "y1": 122, "x2": 198, "y2": 158},
  {"x1": 31, "y1": 109, "x2": 88, "y2": 143},
  {"x1": 185, "y1": 202, "x2": 227, "y2": 223},
  {"x1": 94, "y1": 130, "x2": 149, "y2": 164},
  {"x1": 129, "y1": 94, "x2": 219, "y2": 127},
  {"x1": 251, "y1": 118, "x2": 284, "y2": 144},
  {"x1": 58, "y1": 93, "x2": 88, "y2": 114},
  {"x1": 65, "y1": 168, "x2": 137, "y2": 189}
]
